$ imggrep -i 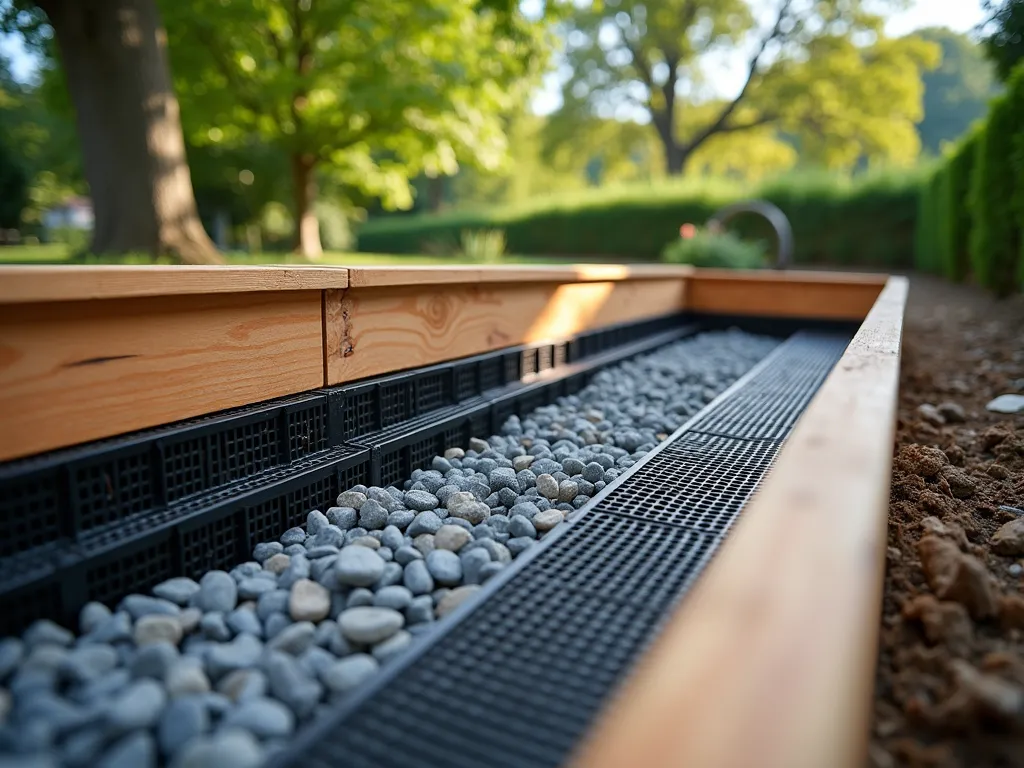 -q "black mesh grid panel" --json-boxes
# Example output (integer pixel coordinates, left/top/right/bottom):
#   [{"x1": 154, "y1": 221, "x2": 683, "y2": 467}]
[
  {"x1": 537, "y1": 345, "x2": 554, "y2": 372},
  {"x1": 0, "y1": 579, "x2": 61, "y2": 638},
  {"x1": 379, "y1": 383, "x2": 411, "y2": 428},
  {"x1": 180, "y1": 511, "x2": 243, "y2": 578},
  {"x1": 72, "y1": 450, "x2": 155, "y2": 534},
  {"x1": 247, "y1": 498, "x2": 284, "y2": 551},
  {"x1": 287, "y1": 402, "x2": 328, "y2": 461},
  {"x1": 592, "y1": 434, "x2": 780, "y2": 537},
  {"x1": 408, "y1": 435, "x2": 438, "y2": 473},
  {"x1": 211, "y1": 417, "x2": 280, "y2": 488},
  {"x1": 478, "y1": 356, "x2": 503, "y2": 392},
  {"x1": 0, "y1": 471, "x2": 62, "y2": 559},
  {"x1": 285, "y1": 476, "x2": 338, "y2": 529},
  {"x1": 553, "y1": 343, "x2": 567, "y2": 368},
  {"x1": 82, "y1": 533, "x2": 175, "y2": 607},
  {"x1": 344, "y1": 388, "x2": 377, "y2": 439},
  {"x1": 521, "y1": 349, "x2": 537, "y2": 377},
  {"x1": 415, "y1": 371, "x2": 451, "y2": 414},
  {"x1": 454, "y1": 365, "x2": 477, "y2": 401},
  {"x1": 503, "y1": 353, "x2": 520, "y2": 384},
  {"x1": 378, "y1": 450, "x2": 404, "y2": 489}
]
